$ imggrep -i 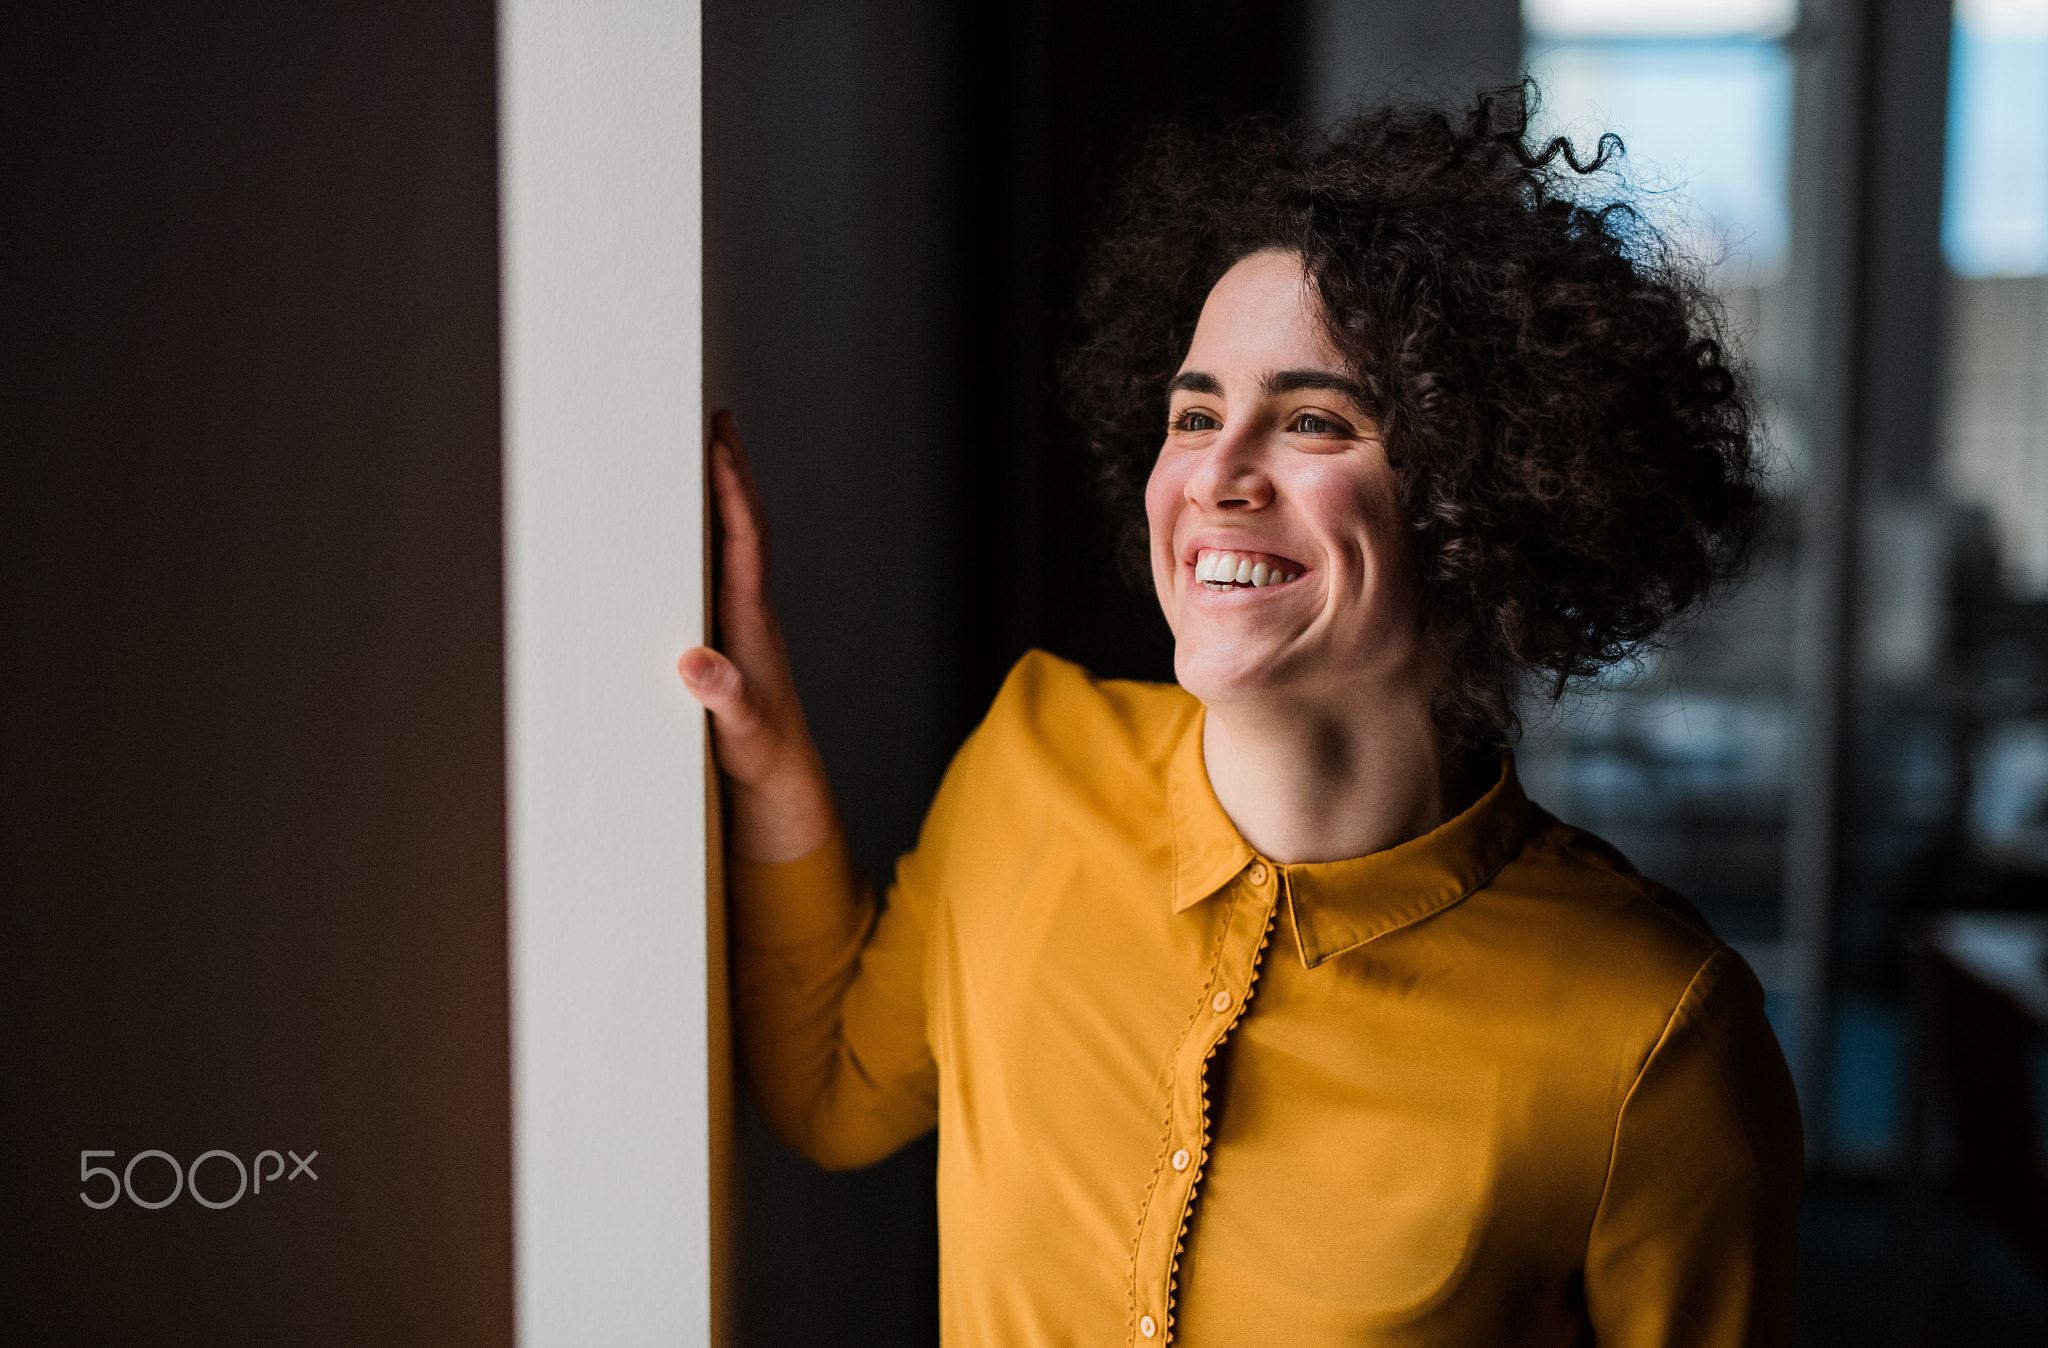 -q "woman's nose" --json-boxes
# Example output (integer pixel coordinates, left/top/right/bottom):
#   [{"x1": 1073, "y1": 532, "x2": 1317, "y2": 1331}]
[{"x1": 1187, "y1": 430, "x2": 1274, "y2": 511}]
